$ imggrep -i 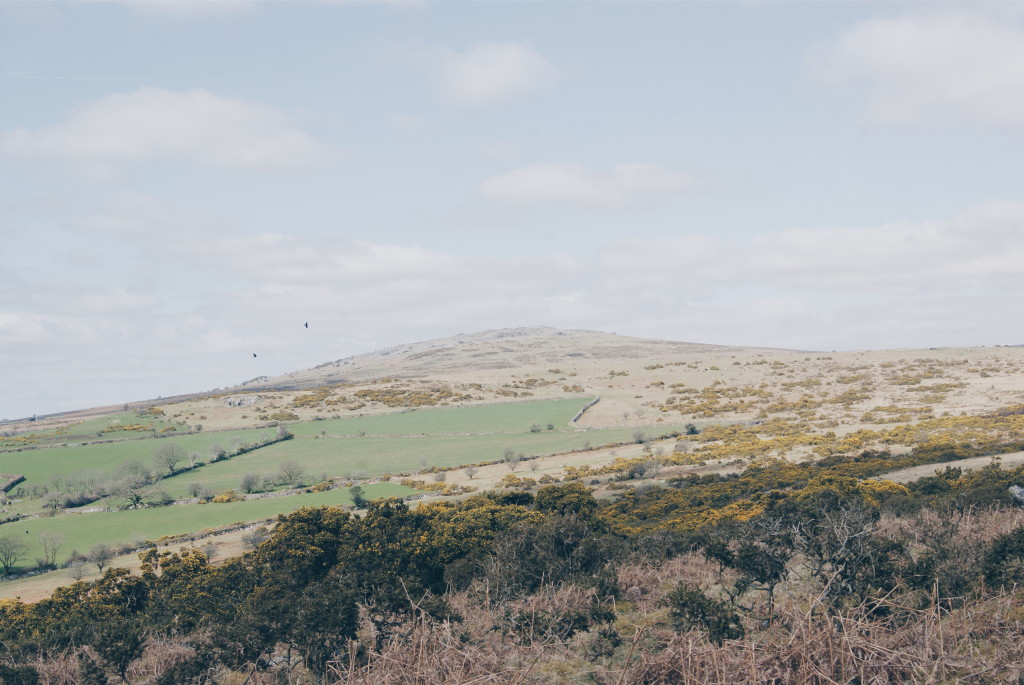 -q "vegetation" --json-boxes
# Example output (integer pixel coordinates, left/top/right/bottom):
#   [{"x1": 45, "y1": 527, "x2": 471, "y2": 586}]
[
  {"x1": 4, "y1": 349, "x2": 1024, "y2": 682},
  {"x1": 0, "y1": 467, "x2": 1021, "y2": 682}
]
